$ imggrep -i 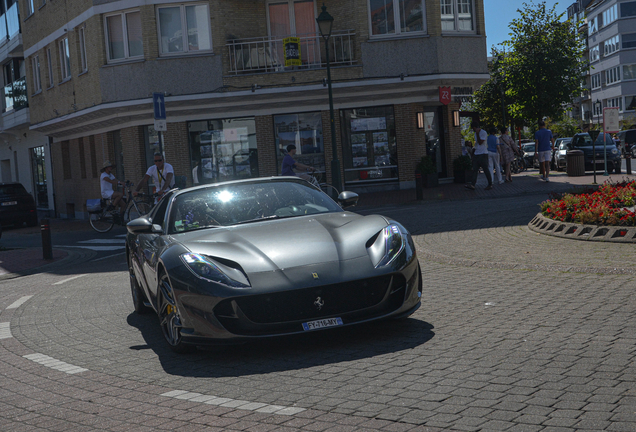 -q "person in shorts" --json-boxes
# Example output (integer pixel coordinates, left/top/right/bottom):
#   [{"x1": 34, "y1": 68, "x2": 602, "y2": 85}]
[
  {"x1": 465, "y1": 122, "x2": 493, "y2": 190},
  {"x1": 534, "y1": 120, "x2": 555, "y2": 182},
  {"x1": 134, "y1": 152, "x2": 175, "y2": 203},
  {"x1": 100, "y1": 161, "x2": 126, "y2": 219}
]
